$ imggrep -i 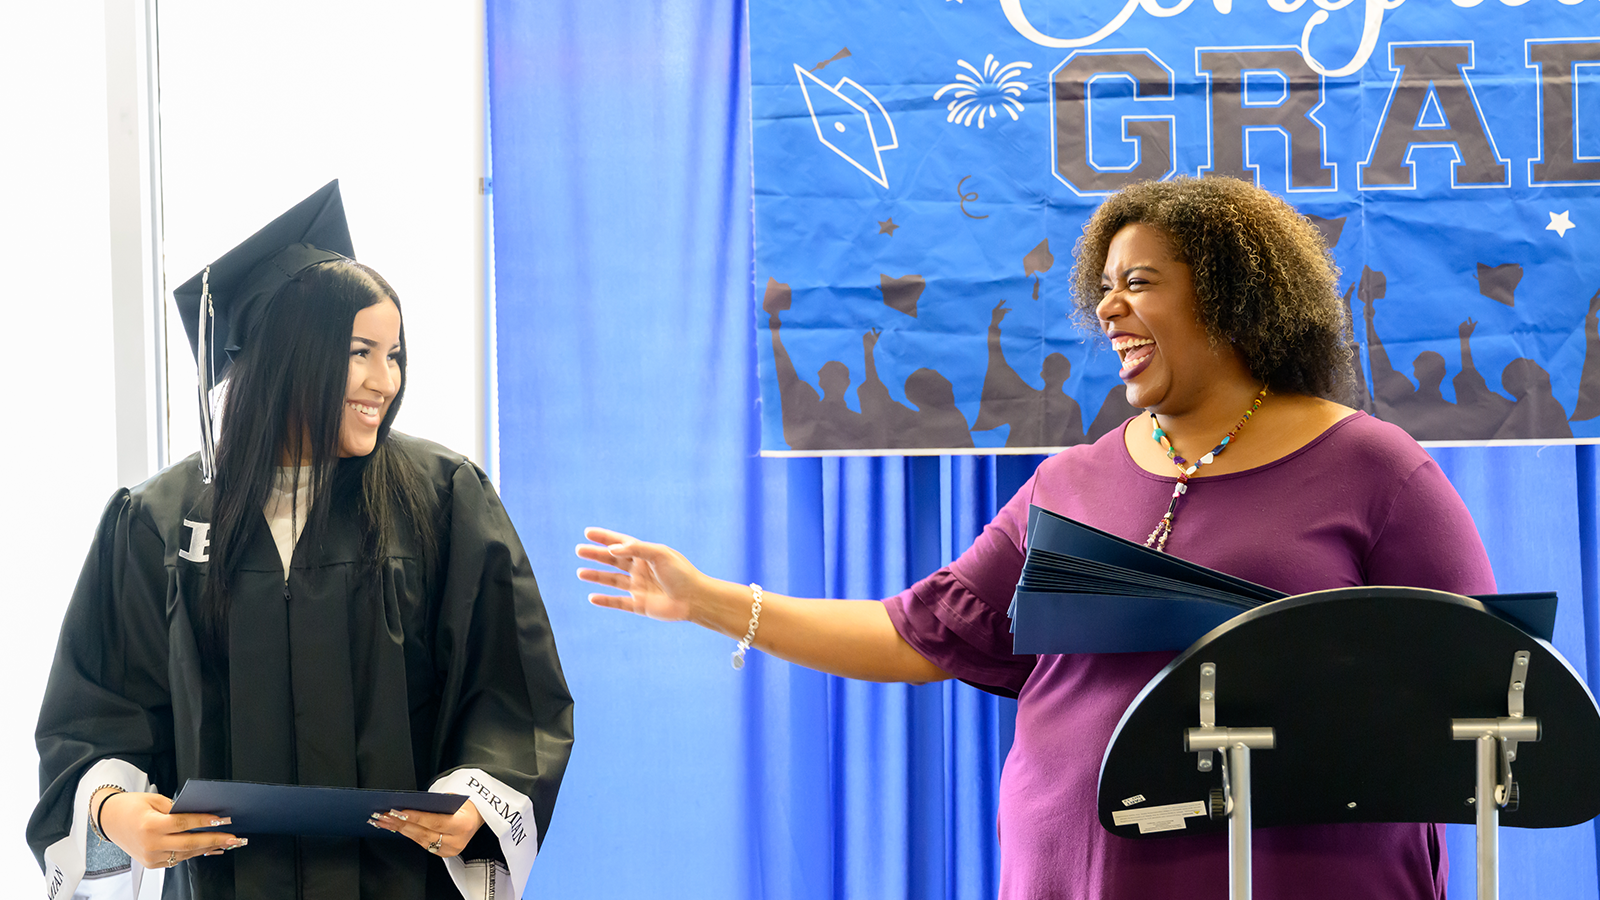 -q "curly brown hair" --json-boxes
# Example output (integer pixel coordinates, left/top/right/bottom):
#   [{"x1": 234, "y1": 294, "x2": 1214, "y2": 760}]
[{"x1": 1071, "y1": 176, "x2": 1357, "y2": 404}]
